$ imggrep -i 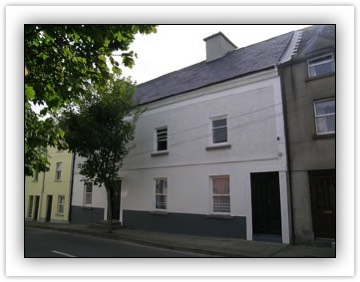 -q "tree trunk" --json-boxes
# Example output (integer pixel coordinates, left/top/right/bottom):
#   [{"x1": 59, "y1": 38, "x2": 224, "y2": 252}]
[{"x1": 106, "y1": 186, "x2": 113, "y2": 233}]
